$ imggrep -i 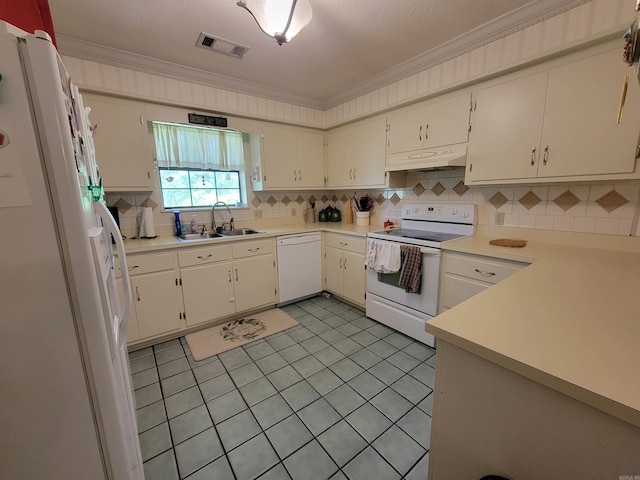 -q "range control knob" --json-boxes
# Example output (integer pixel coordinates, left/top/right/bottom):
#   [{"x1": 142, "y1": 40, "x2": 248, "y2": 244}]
[
  {"x1": 463, "y1": 211, "x2": 469, "y2": 218},
  {"x1": 414, "y1": 207, "x2": 420, "y2": 214},
  {"x1": 450, "y1": 208, "x2": 458, "y2": 215},
  {"x1": 405, "y1": 208, "x2": 411, "y2": 215}
]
